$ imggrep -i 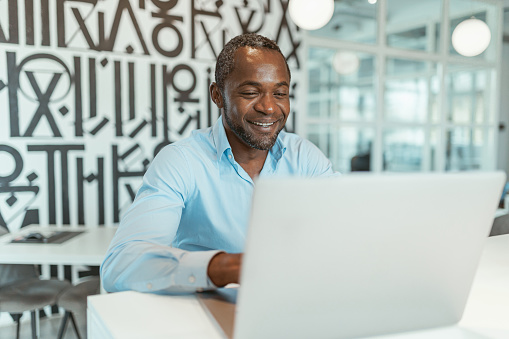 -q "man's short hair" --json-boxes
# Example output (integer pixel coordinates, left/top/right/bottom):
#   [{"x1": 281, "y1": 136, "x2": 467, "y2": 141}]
[{"x1": 215, "y1": 33, "x2": 291, "y2": 95}]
